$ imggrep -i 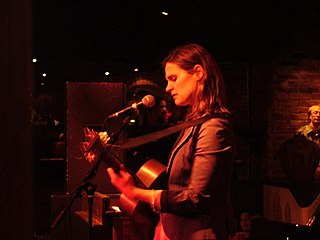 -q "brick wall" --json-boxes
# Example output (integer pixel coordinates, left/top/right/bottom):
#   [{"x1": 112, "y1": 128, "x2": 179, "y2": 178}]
[{"x1": 250, "y1": 60, "x2": 320, "y2": 179}]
